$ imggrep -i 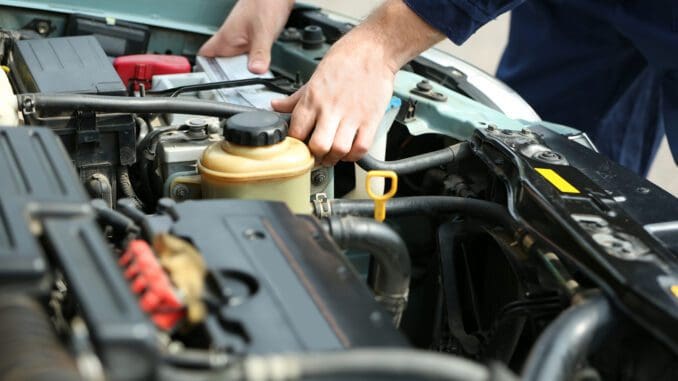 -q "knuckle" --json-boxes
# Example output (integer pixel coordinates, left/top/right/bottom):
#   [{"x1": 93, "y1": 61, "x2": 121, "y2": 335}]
[
  {"x1": 331, "y1": 142, "x2": 350, "y2": 157},
  {"x1": 309, "y1": 139, "x2": 331, "y2": 156},
  {"x1": 352, "y1": 140, "x2": 369, "y2": 156}
]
